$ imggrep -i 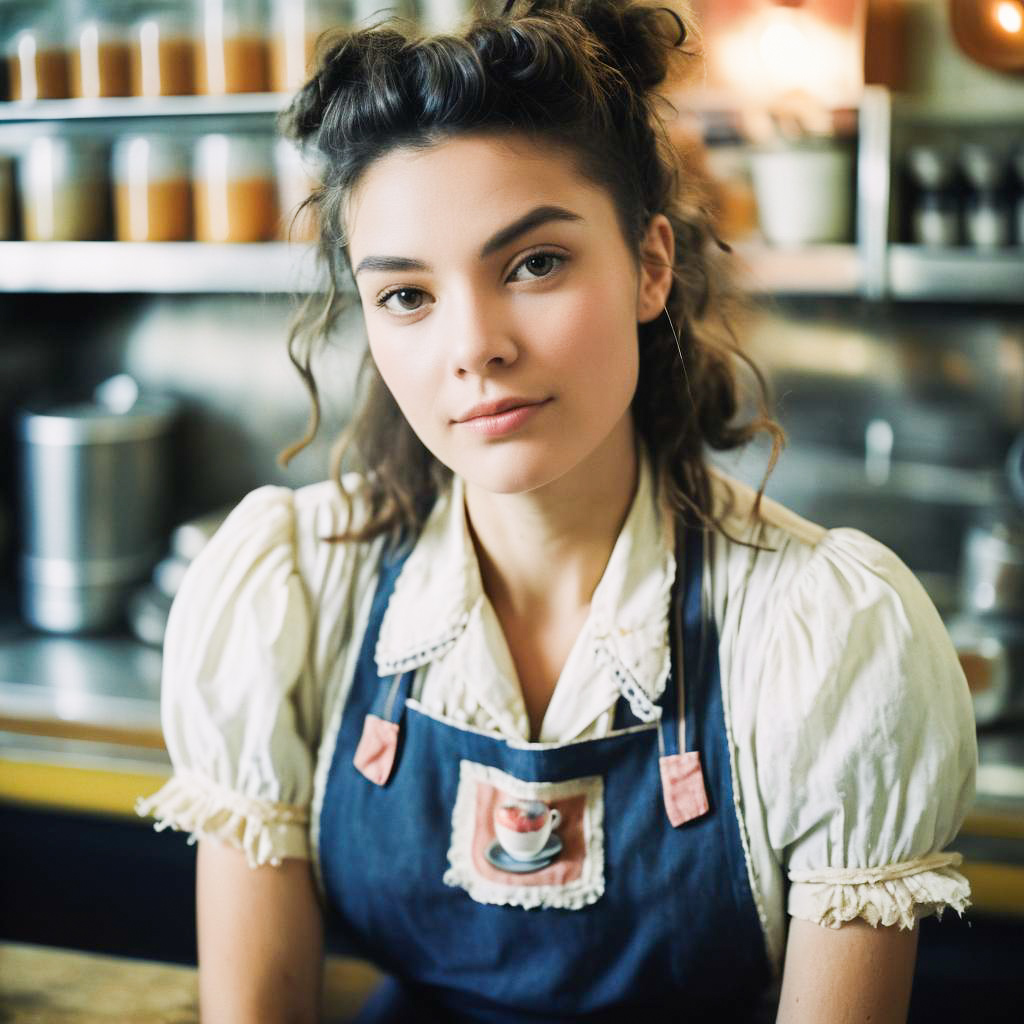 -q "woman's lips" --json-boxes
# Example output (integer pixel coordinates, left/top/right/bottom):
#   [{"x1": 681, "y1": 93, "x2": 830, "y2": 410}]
[{"x1": 456, "y1": 399, "x2": 551, "y2": 438}]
